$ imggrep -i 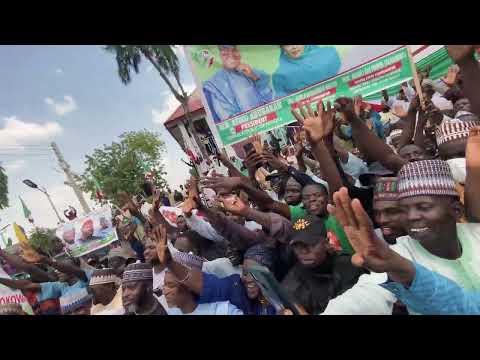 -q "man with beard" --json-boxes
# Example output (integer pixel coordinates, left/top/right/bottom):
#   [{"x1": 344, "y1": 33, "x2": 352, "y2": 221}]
[
  {"x1": 122, "y1": 262, "x2": 167, "y2": 315},
  {"x1": 281, "y1": 216, "x2": 364, "y2": 314},
  {"x1": 89, "y1": 268, "x2": 123, "y2": 315},
  {"x1": 322, "y1": 160, "x2": 480, "y2": 315}
]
